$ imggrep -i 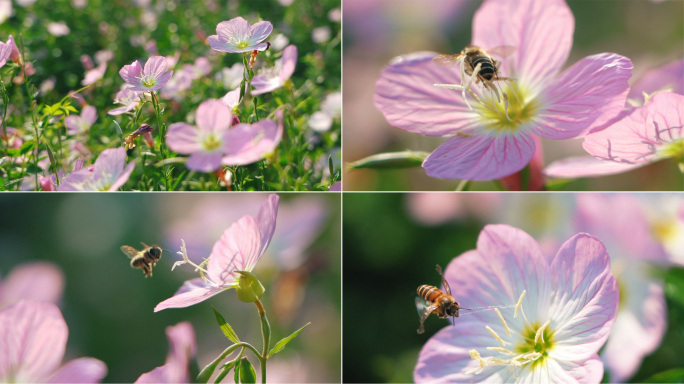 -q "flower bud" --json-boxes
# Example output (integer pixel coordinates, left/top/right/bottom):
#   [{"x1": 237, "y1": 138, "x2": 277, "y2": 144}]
[{"x1": 235, "y1": 271, "x2": 265, "y2": 303}]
